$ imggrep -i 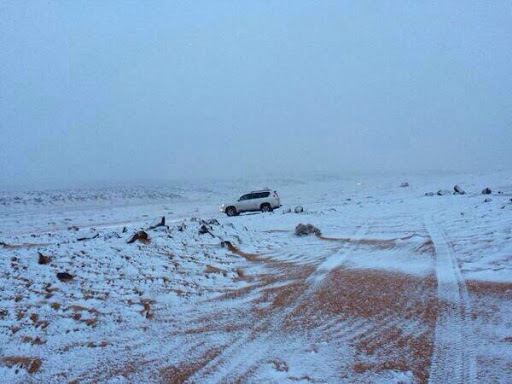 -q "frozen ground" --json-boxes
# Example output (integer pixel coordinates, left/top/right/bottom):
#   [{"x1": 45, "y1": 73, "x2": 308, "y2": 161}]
[{"x1": 0, "y1": 172, "x2": 511, "y2": 383}]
